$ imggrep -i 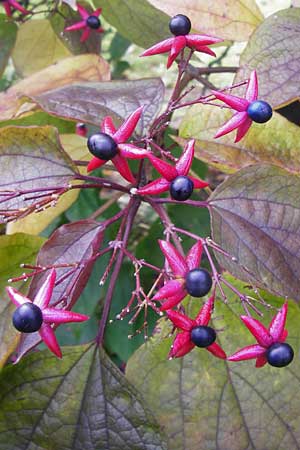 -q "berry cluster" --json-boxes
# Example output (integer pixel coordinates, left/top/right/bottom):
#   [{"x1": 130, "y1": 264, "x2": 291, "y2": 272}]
[{"x1": 6, "y1": 11, "x2": 290, "y2": 370}]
